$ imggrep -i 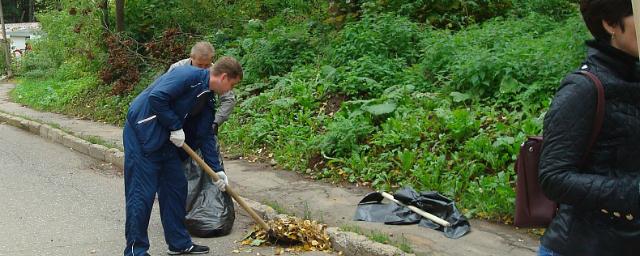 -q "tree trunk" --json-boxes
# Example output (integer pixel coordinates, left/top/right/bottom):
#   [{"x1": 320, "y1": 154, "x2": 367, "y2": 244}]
[
  {"x1": 115, "y1": 0, "x2": 124, "y2": 32},
  {"x1": 0, "y1": 1, "x2": 13, "y2": 77},
  {"x1": 28, "y1": 0, "x2": 34, "y2": 22}
]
